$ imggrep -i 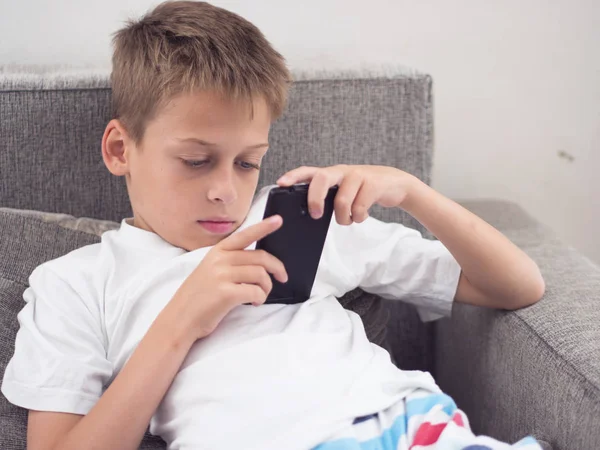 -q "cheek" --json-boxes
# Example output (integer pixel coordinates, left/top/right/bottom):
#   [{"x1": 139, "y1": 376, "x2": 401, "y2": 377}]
[
  {"x1": 237, "y1": 174, "x2": 260, "y2": 205},
  {"x1": 130, "y1": 150, "x2": 164, "y2": 183},
  {"x1": 132, "y1": 159, "x2": 185, "y2": 209},
  {"x1": 163, "y1": 168, "x2": 220, "y2": 213},
  {"x1": 158, "y1": 172, "x2": 197, "y2": 209}
]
